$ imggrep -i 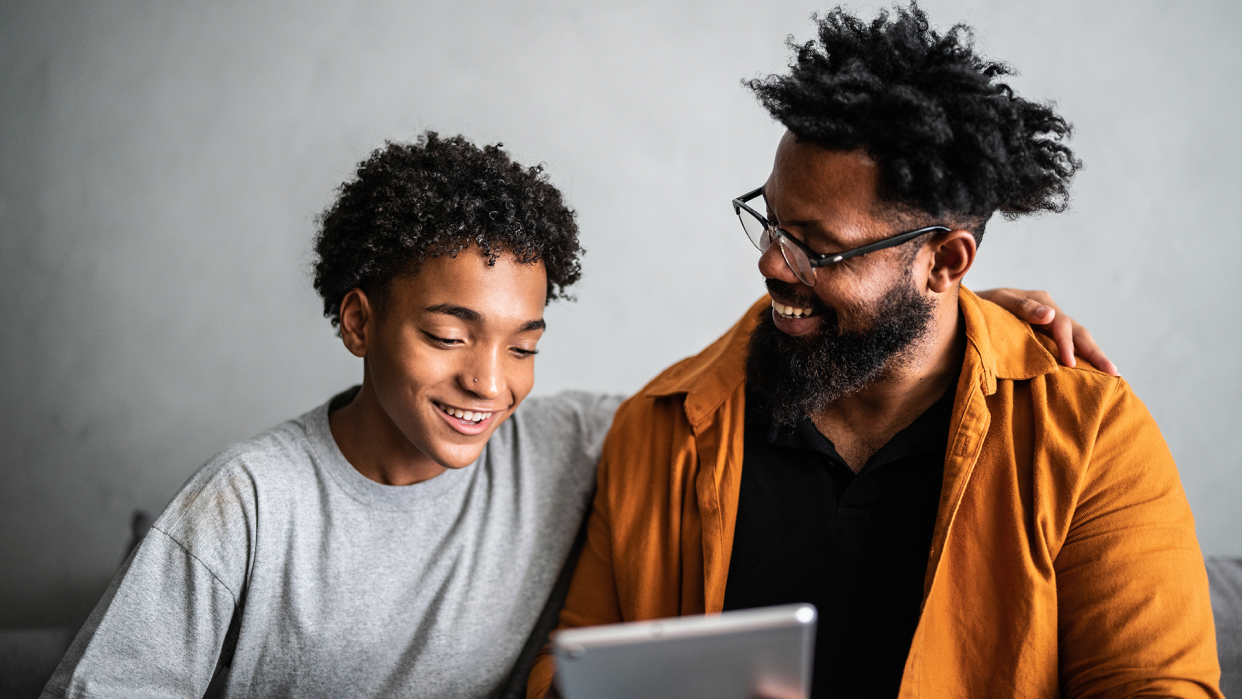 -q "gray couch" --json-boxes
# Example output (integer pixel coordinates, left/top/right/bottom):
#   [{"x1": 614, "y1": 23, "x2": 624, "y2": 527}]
[
  {"x1": 1211, "y1": 557, "x2": 1242, "y2": 696},
  {"x1": 4, "y1": 558, "x2": 1240, "y2": 698}
]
